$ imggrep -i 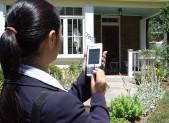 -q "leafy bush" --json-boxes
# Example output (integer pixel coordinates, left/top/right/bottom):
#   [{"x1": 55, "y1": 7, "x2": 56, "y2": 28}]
[
  {"x1": 61, "y1": 60, "x2": 83, "y2": 90},
  {"x1": 134, "y1": 72, "x2": 141, "y2": 85},
  {"x1": 133, "y1": 67, "x2": 164, "y2": 115},
  {"x1": 0, "y1": 67, "x2": 4, "y2": 89},
  {"x1": 48, "y1": 64, "x2": 62, "y2": 80},
  {"x1": 109, "y1": 94, "x2": 143, "y2": 122},
  {"x1": 110, "y1": 117, "x2": 130, "y2": 123}
]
